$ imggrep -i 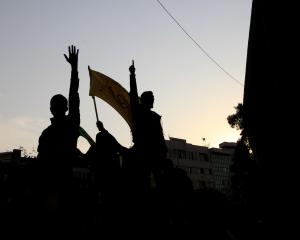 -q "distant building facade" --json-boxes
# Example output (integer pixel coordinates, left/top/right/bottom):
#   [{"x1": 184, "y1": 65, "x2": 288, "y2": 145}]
[
  {"x1": 165, "y1": 137, "x2": 214, "y2": 190},
  {"x1": 210, "y1": 142, "x2": 236, "y2": 194},
  {"x1": 165, "y1": 137, "x2": 236, "y2": 194}
]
